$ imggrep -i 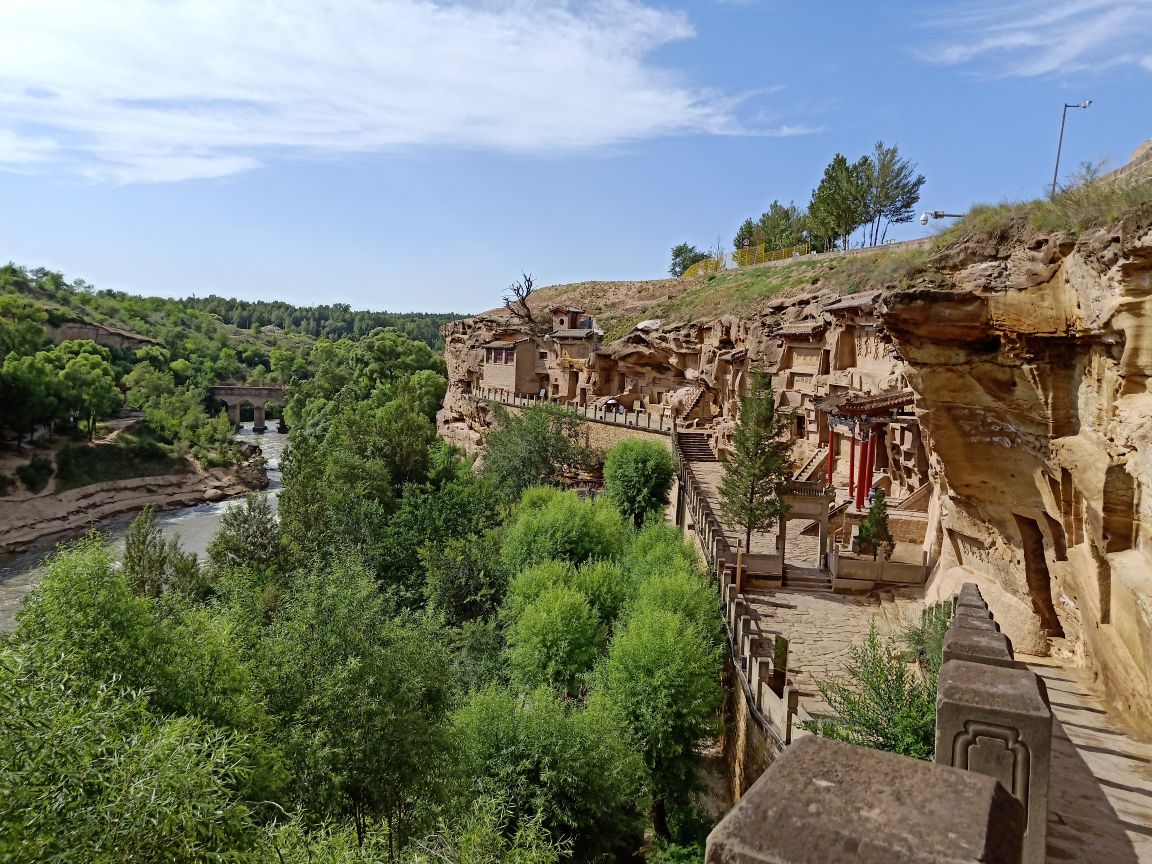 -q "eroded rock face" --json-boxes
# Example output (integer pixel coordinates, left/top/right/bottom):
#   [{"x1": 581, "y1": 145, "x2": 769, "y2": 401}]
[
  {"x1": 439, "y1": 206, "x2": 1152, "y2": 731},
  {"x1": 882, "y1": 205, "x2": 1152, "y2": 732}
]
